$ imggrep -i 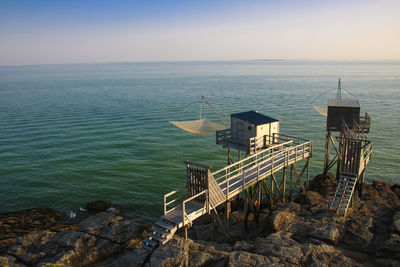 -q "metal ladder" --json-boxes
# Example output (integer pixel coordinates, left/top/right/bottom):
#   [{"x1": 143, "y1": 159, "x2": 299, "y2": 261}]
[{"x1": 329, "y1": 174, "x2": 357, "y2": 216}]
